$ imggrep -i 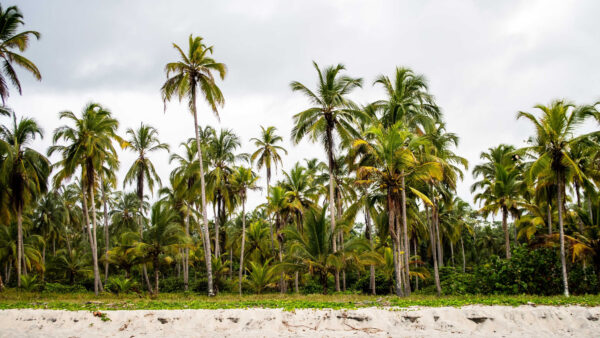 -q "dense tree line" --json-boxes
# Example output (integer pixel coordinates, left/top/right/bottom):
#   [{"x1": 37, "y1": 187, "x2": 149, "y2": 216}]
[{"x1": 1, "y1": 4, "x2": 600, "y2": 297}]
